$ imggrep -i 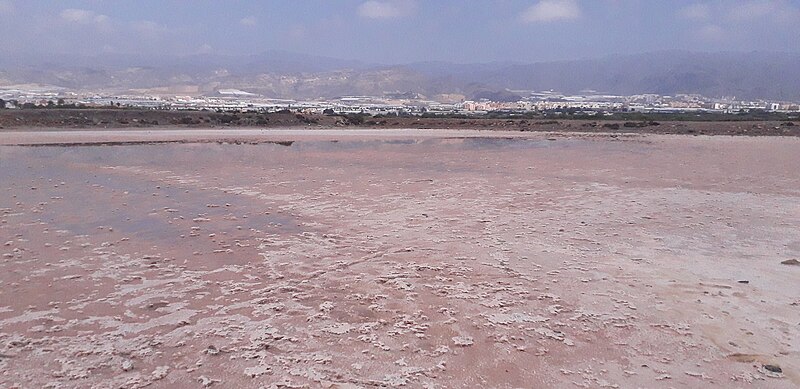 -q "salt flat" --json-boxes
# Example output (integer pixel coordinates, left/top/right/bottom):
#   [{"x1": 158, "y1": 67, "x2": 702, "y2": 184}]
[
  {"x1": 0, "y1": 128, "x2": 591, "y2": 145},
  {"x1": 1, "y1": 130, "x2": 798, "y2": 388}
]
